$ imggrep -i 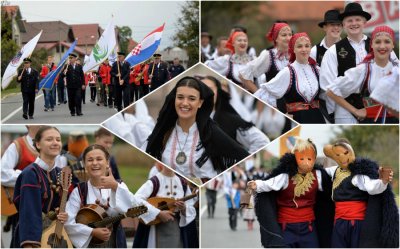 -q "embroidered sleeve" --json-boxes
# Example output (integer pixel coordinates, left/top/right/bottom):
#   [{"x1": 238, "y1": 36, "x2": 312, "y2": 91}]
[
  {"x1": 18, "y1": 168, "x2": 43, "y2": 246},
  {"x1": 254, "y1": 67, "x2": 290, "y2": 106},
  {"x1": 327, "y1": 64, "x2": 366, "y2": 98},
  {"x1": 255, "y1": 173, "x2": 289, "y2": 193},
  {"x1": 135, "y1": 180, "x2": 161, "y2": 224},
  {"x1": 240, "y1": 49, "x2": 271, "y2": 80},
  {"x1": 204, "y1": 55, "x2": 229, "y2": 76}
]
